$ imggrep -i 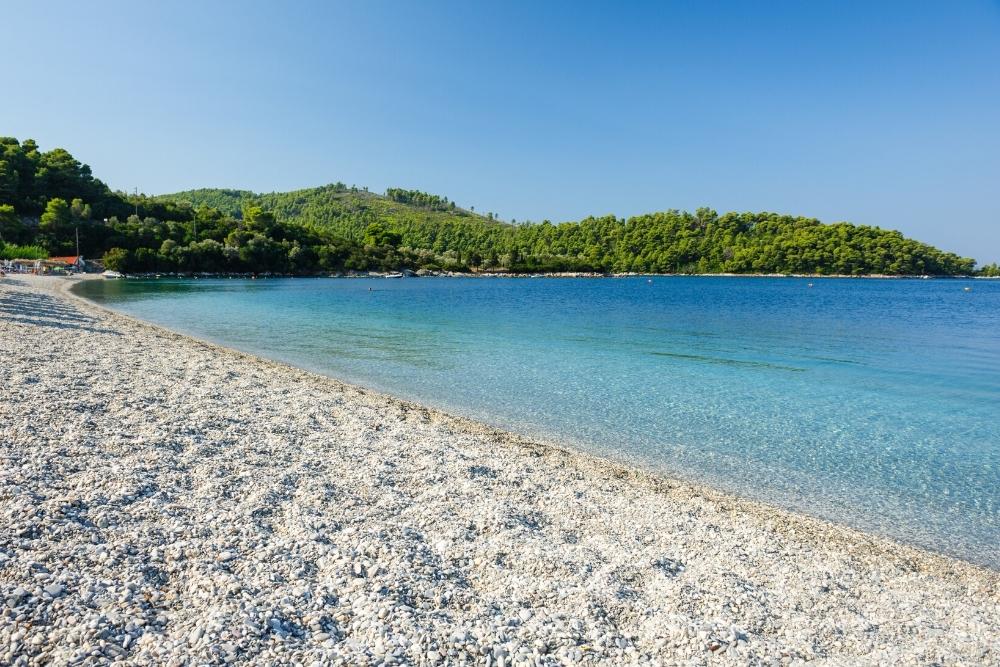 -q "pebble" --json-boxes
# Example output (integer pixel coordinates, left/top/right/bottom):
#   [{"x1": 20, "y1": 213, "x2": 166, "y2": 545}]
[{"x1": 42, "y1": 584, "x2": 64, "y2": 598}]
